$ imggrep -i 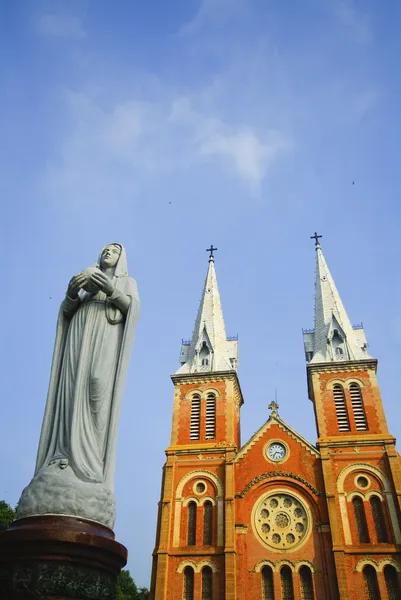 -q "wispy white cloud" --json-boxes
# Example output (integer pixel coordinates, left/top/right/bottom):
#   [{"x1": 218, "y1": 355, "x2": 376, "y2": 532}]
[
  {"x1": 42, "y1": 88, "x2": 290, "y2": 203},
  {"x1": 37, "y1": 13, "x2": 86, "y2": 39}
]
